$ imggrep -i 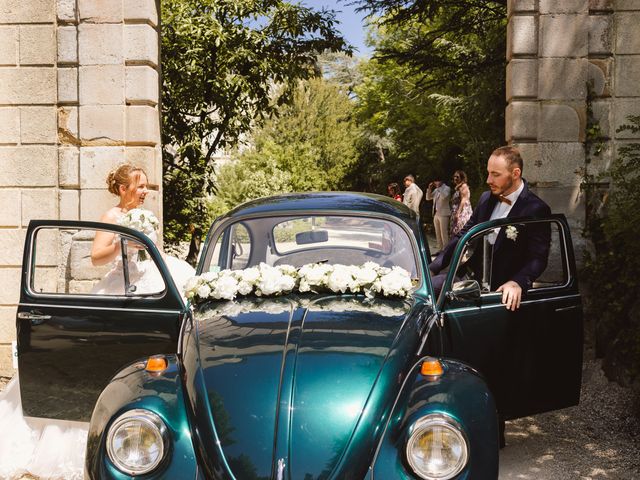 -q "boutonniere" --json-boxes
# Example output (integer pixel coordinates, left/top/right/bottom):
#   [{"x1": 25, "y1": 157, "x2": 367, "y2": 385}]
[{"x1": 505, "y1": 225, "x2": 518, "y2": 241}]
